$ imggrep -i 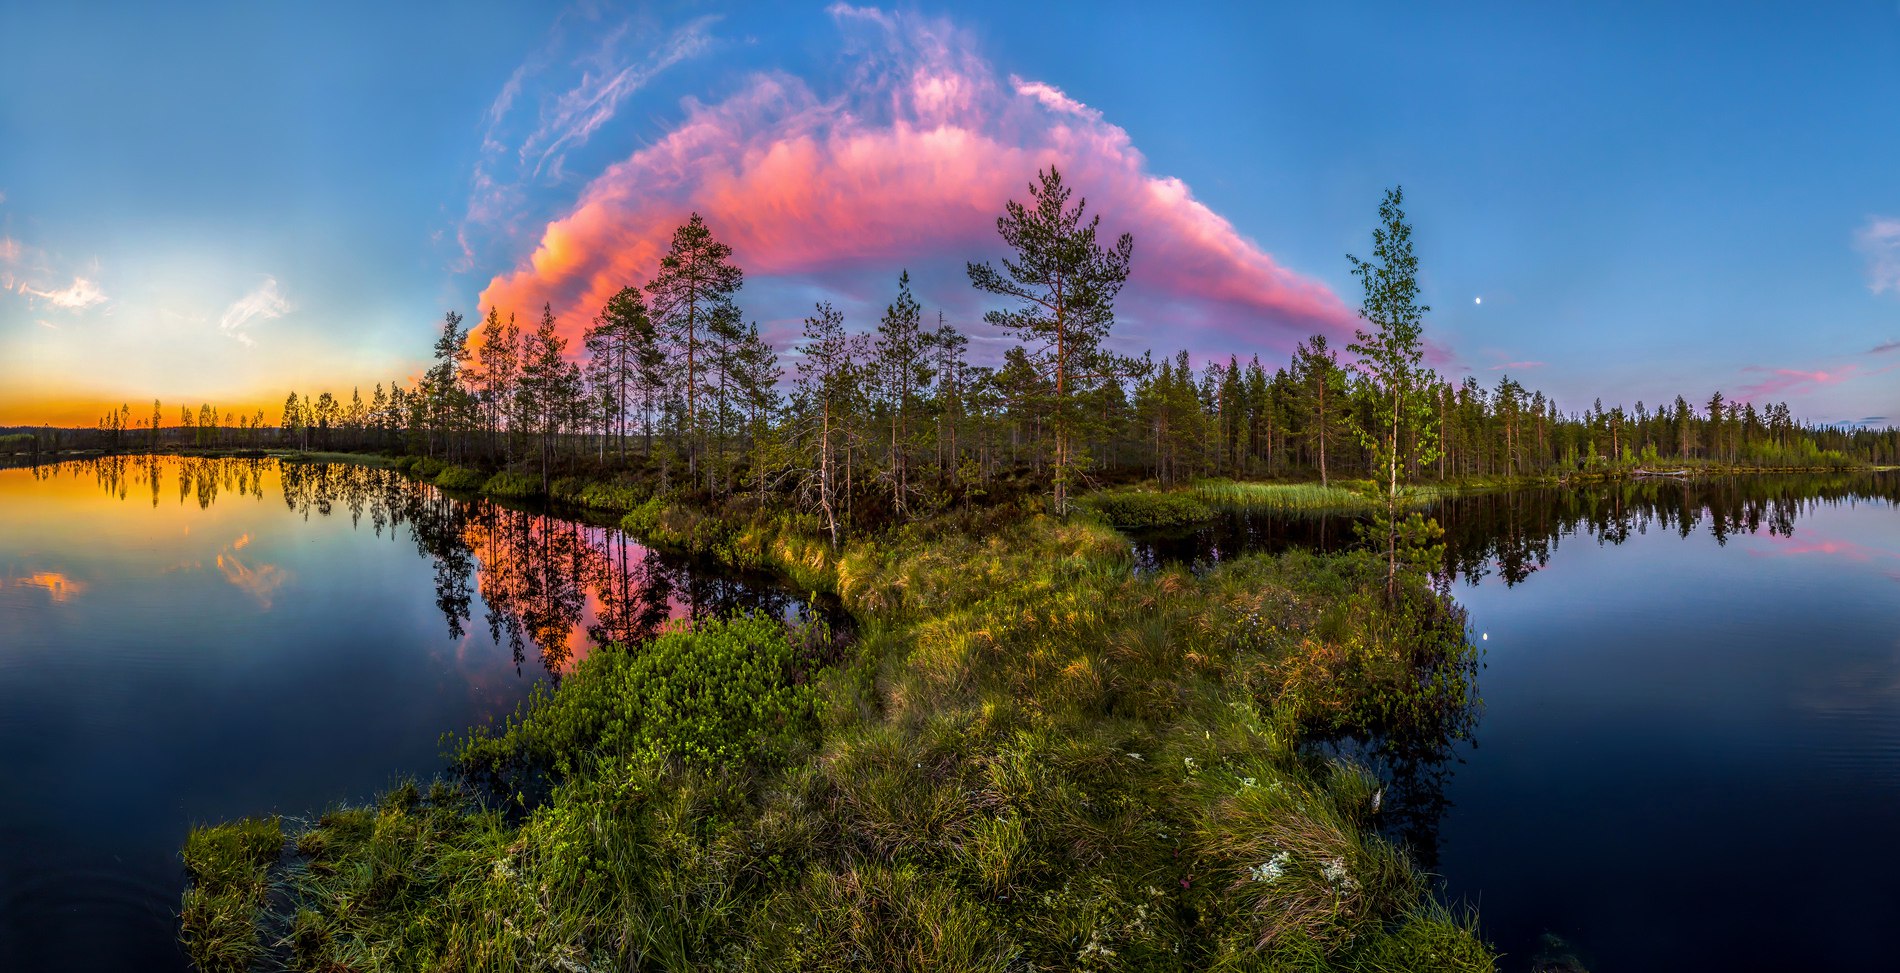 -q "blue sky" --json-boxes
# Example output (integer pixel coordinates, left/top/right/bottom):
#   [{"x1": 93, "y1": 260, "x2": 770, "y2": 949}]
[{"x1": 2, "y1": 1, "x2": 1895, "y2": 426}]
